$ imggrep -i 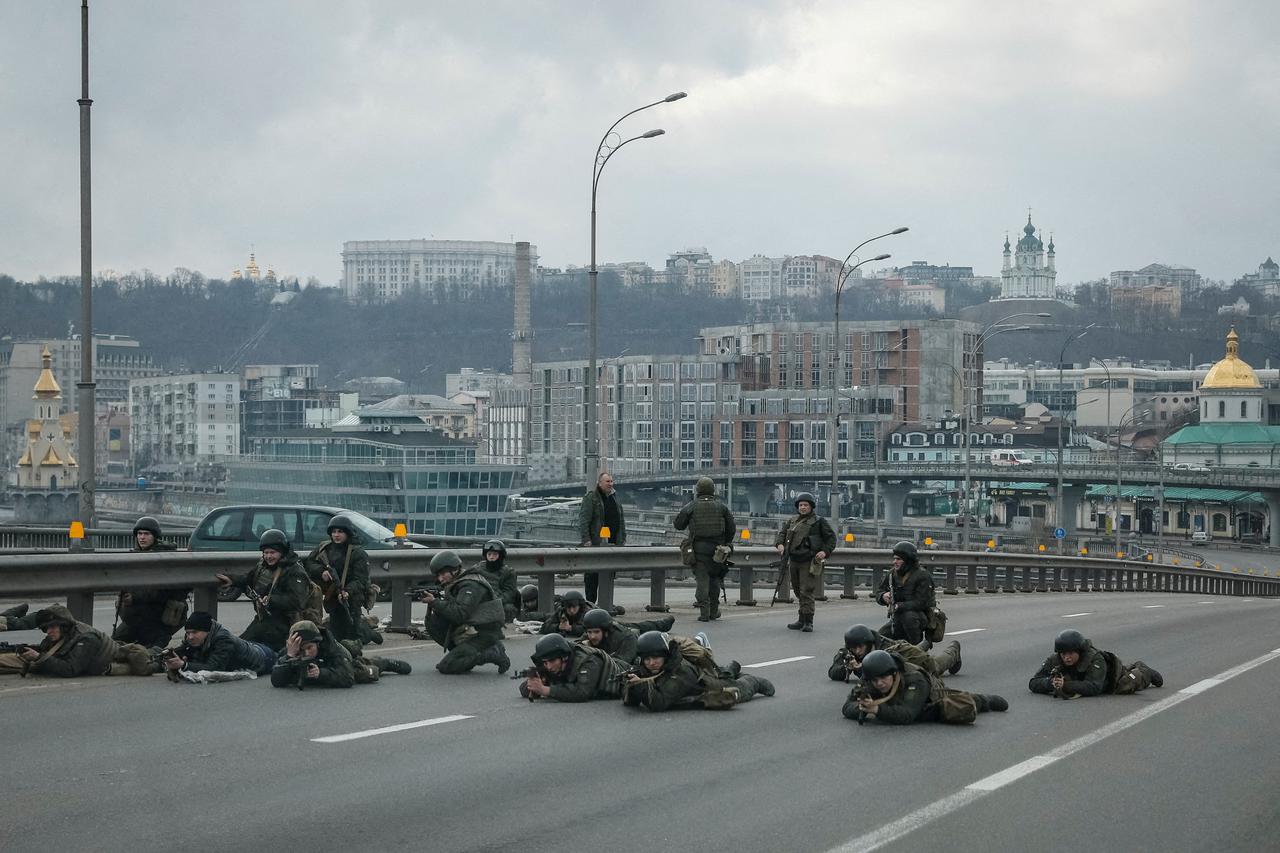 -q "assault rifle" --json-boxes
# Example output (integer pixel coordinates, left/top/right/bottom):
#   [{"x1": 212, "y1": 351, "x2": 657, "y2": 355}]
[
  {"x1": 244, "y1": 587, "x2": 270, "y2": 617},
  {"x1": 768, "y1": 558, "x2": 787, "y2": 607},
  {"x1": 848, "y1": 680, "x2": 872, "y2": 725},
  {"x1": 0, "y1": 641, "x2": 32, "y2": 655},
  {"x1": 277, "y1": 654, "x2": 319, "y2": 691},
  {"x1": 405, "y1": 587, "x2": 443, "y2": 601}
]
